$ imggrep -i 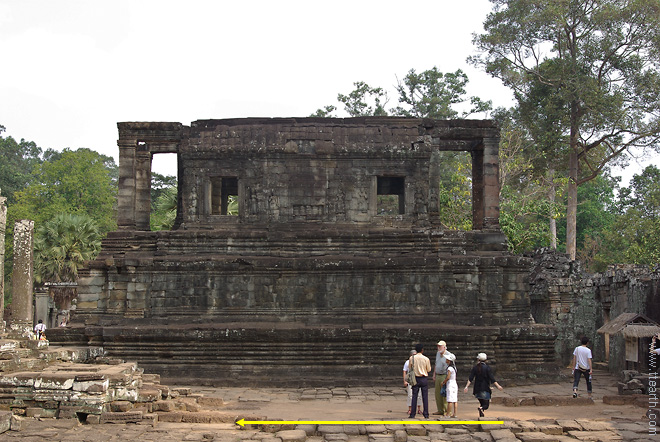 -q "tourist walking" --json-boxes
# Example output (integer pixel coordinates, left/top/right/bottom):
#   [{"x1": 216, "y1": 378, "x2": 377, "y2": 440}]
[
  {"x1": 442, "y1": 353, "x2": 458, "y2": 417},
  {"x1": 403, "y1": 350, "x2": 422, "y2": 416},
  {"x1": 34, "y1": 319, "x2": 46, "y2": 339},
  {"x1": 571, "y1": 336, "x2": 593, "y2": 398},
  {"x1": 464, "y1": 353, "x2": 503, "y2": 417},
  {"x1": 432, "y1": 340, "x2": 453, "y2": 415},
  {"x1": 409, "y1": 343, "x2": 432, "y2": 419}
]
